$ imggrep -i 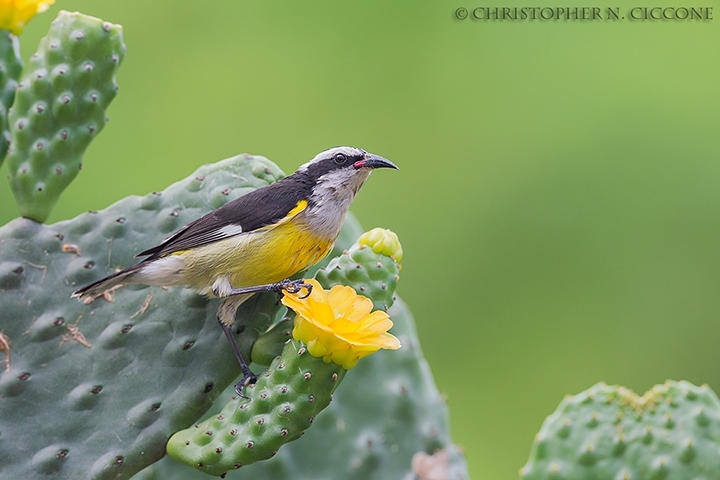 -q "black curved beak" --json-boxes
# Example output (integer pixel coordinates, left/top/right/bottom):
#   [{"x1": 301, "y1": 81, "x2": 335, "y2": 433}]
[{"x1": 354, "y1": 153, "x2": 398, "y2": 170}]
